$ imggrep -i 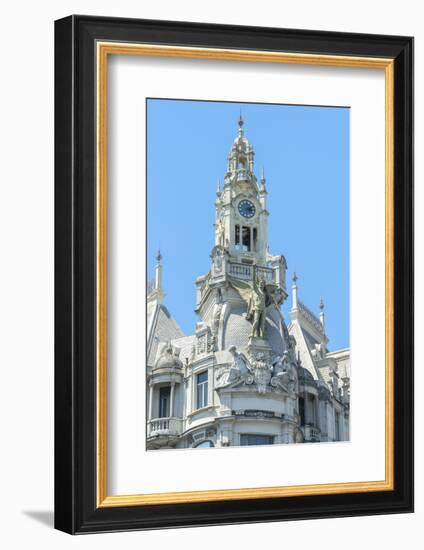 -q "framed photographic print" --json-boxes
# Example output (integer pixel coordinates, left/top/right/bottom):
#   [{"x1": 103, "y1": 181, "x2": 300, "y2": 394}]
[{"x1": 54, "y1": 15, "x2": 414, "y2": 533}]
